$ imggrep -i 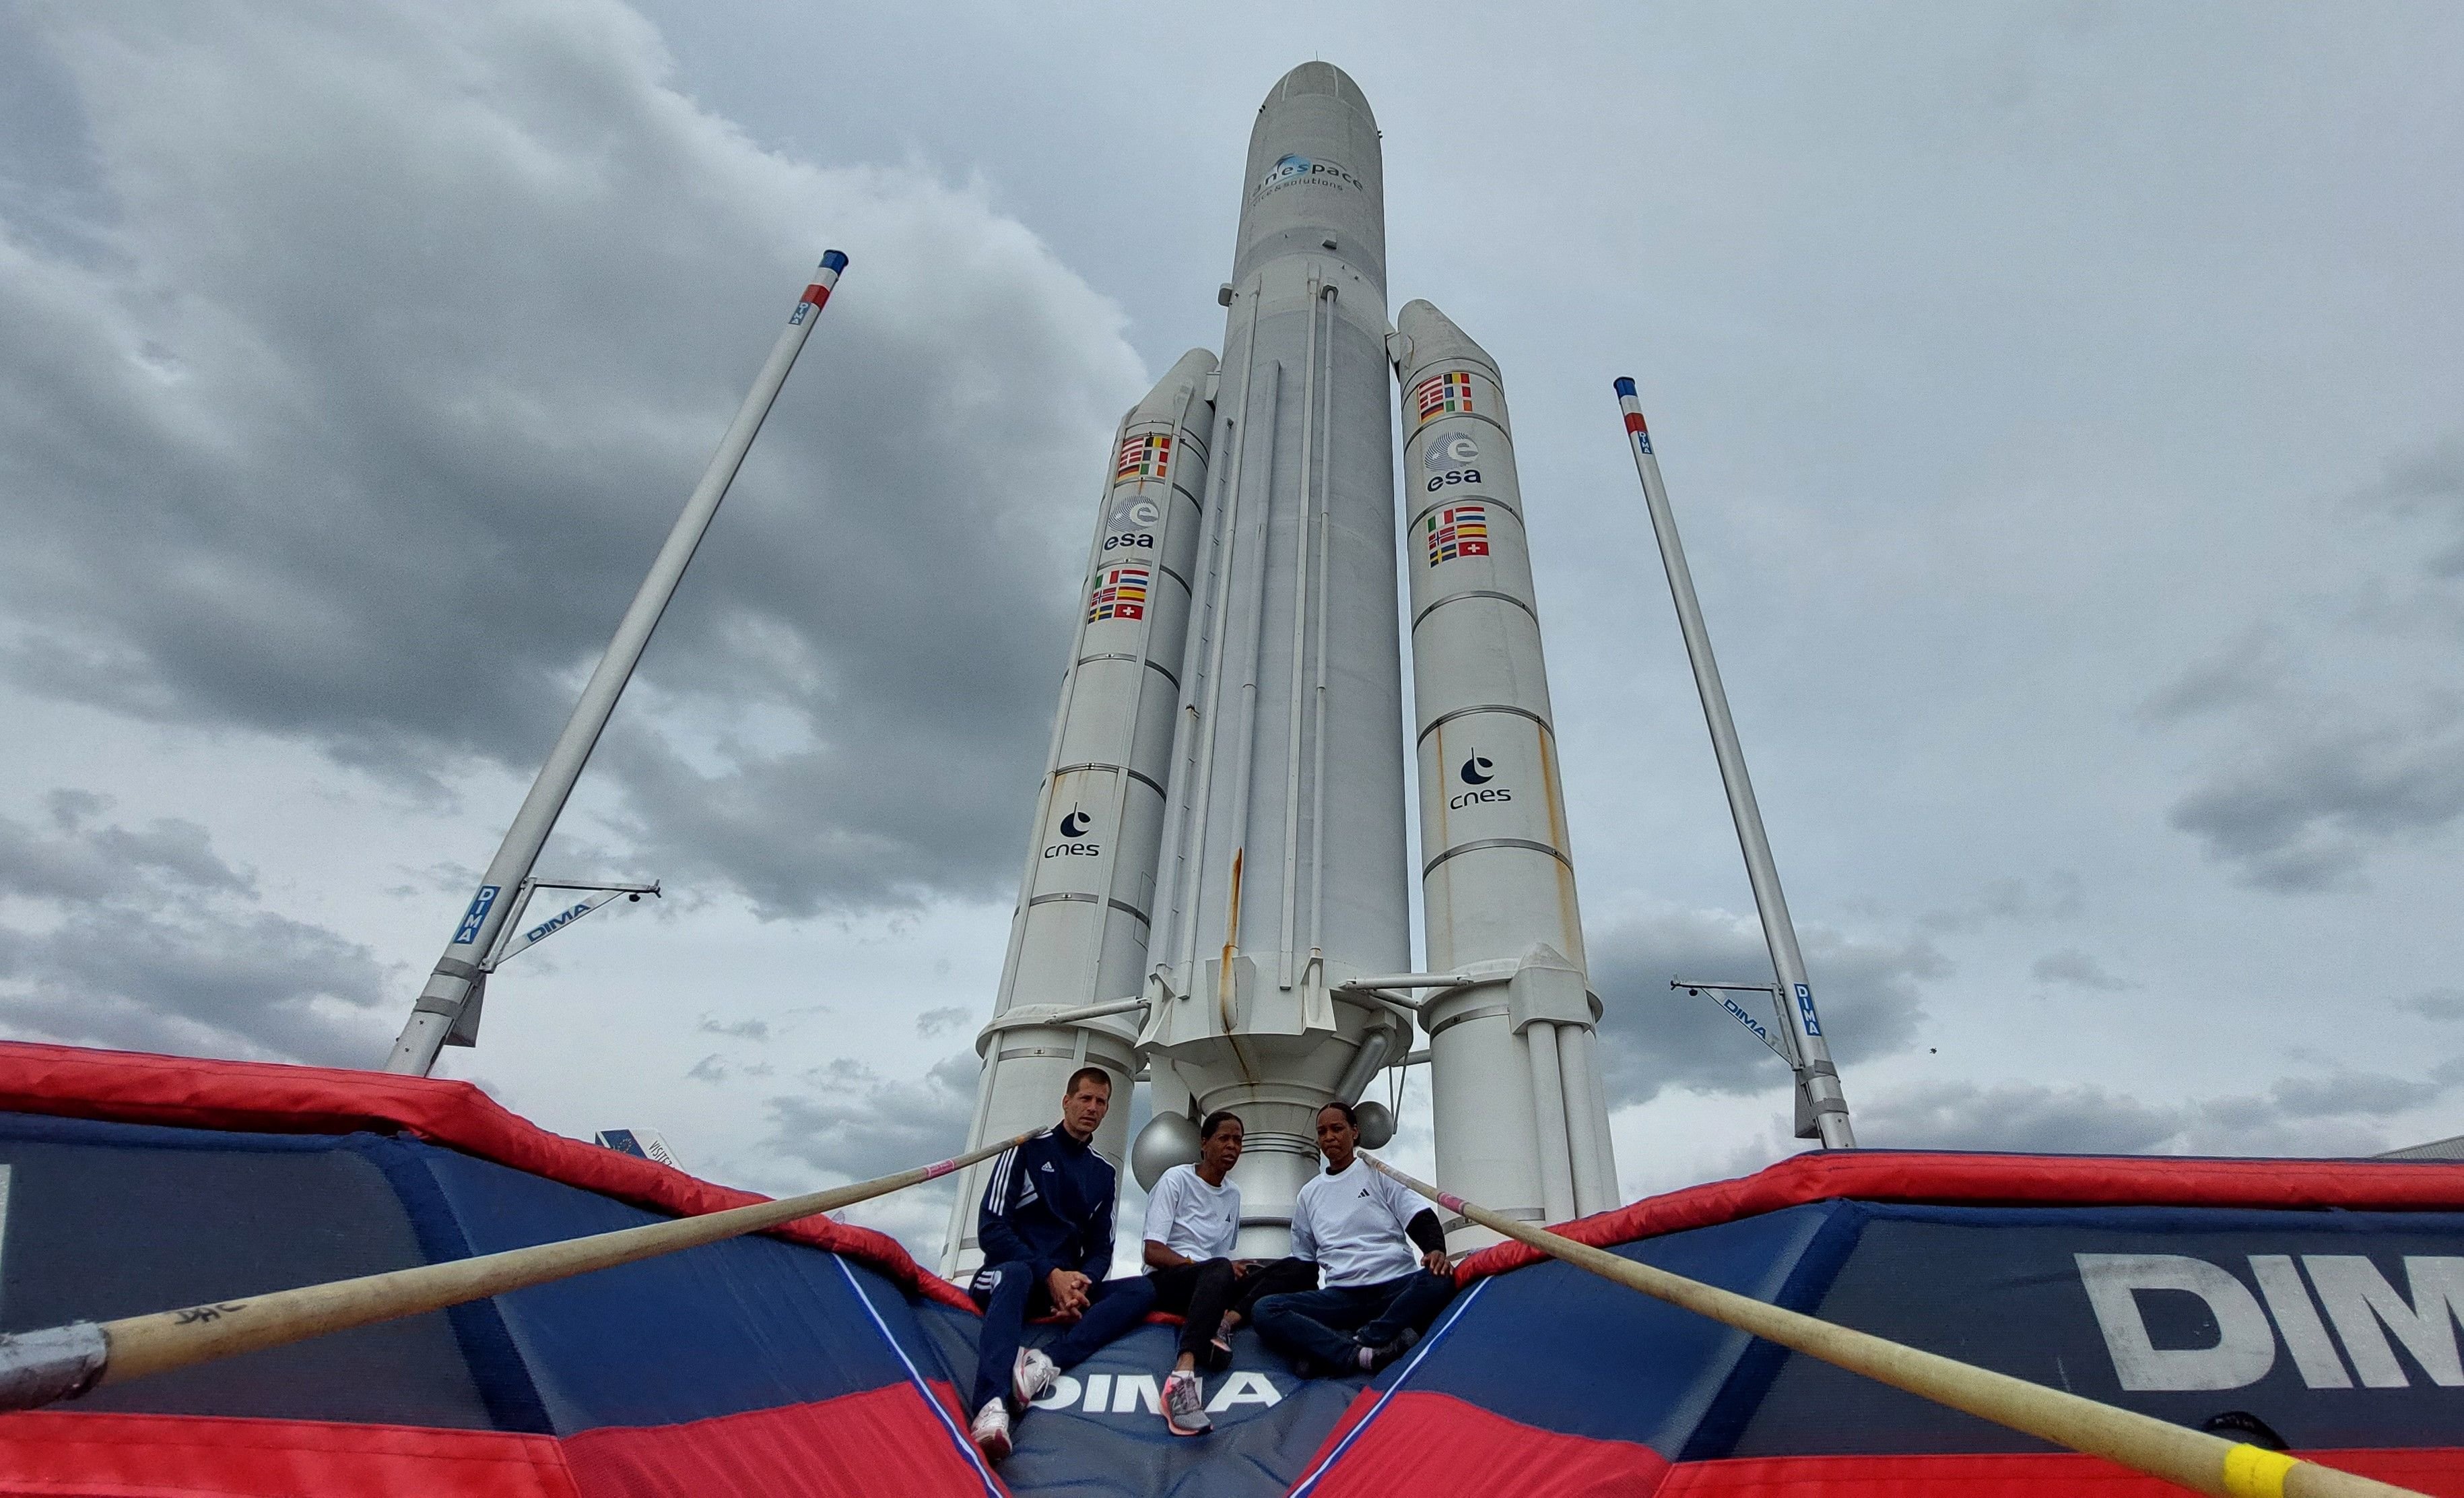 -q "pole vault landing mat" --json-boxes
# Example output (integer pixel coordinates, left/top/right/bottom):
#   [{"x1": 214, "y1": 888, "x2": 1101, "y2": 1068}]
[{"x1": 1, "y1": 1041, "x2": 2459, "y2": 1497}]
